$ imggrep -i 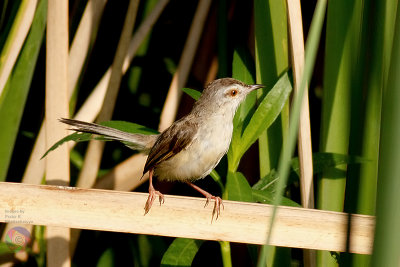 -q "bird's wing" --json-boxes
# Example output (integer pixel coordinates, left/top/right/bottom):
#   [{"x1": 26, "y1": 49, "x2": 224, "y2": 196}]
[{"x1": 143, "y1": 119, "x2": 198, "y2": 174}]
